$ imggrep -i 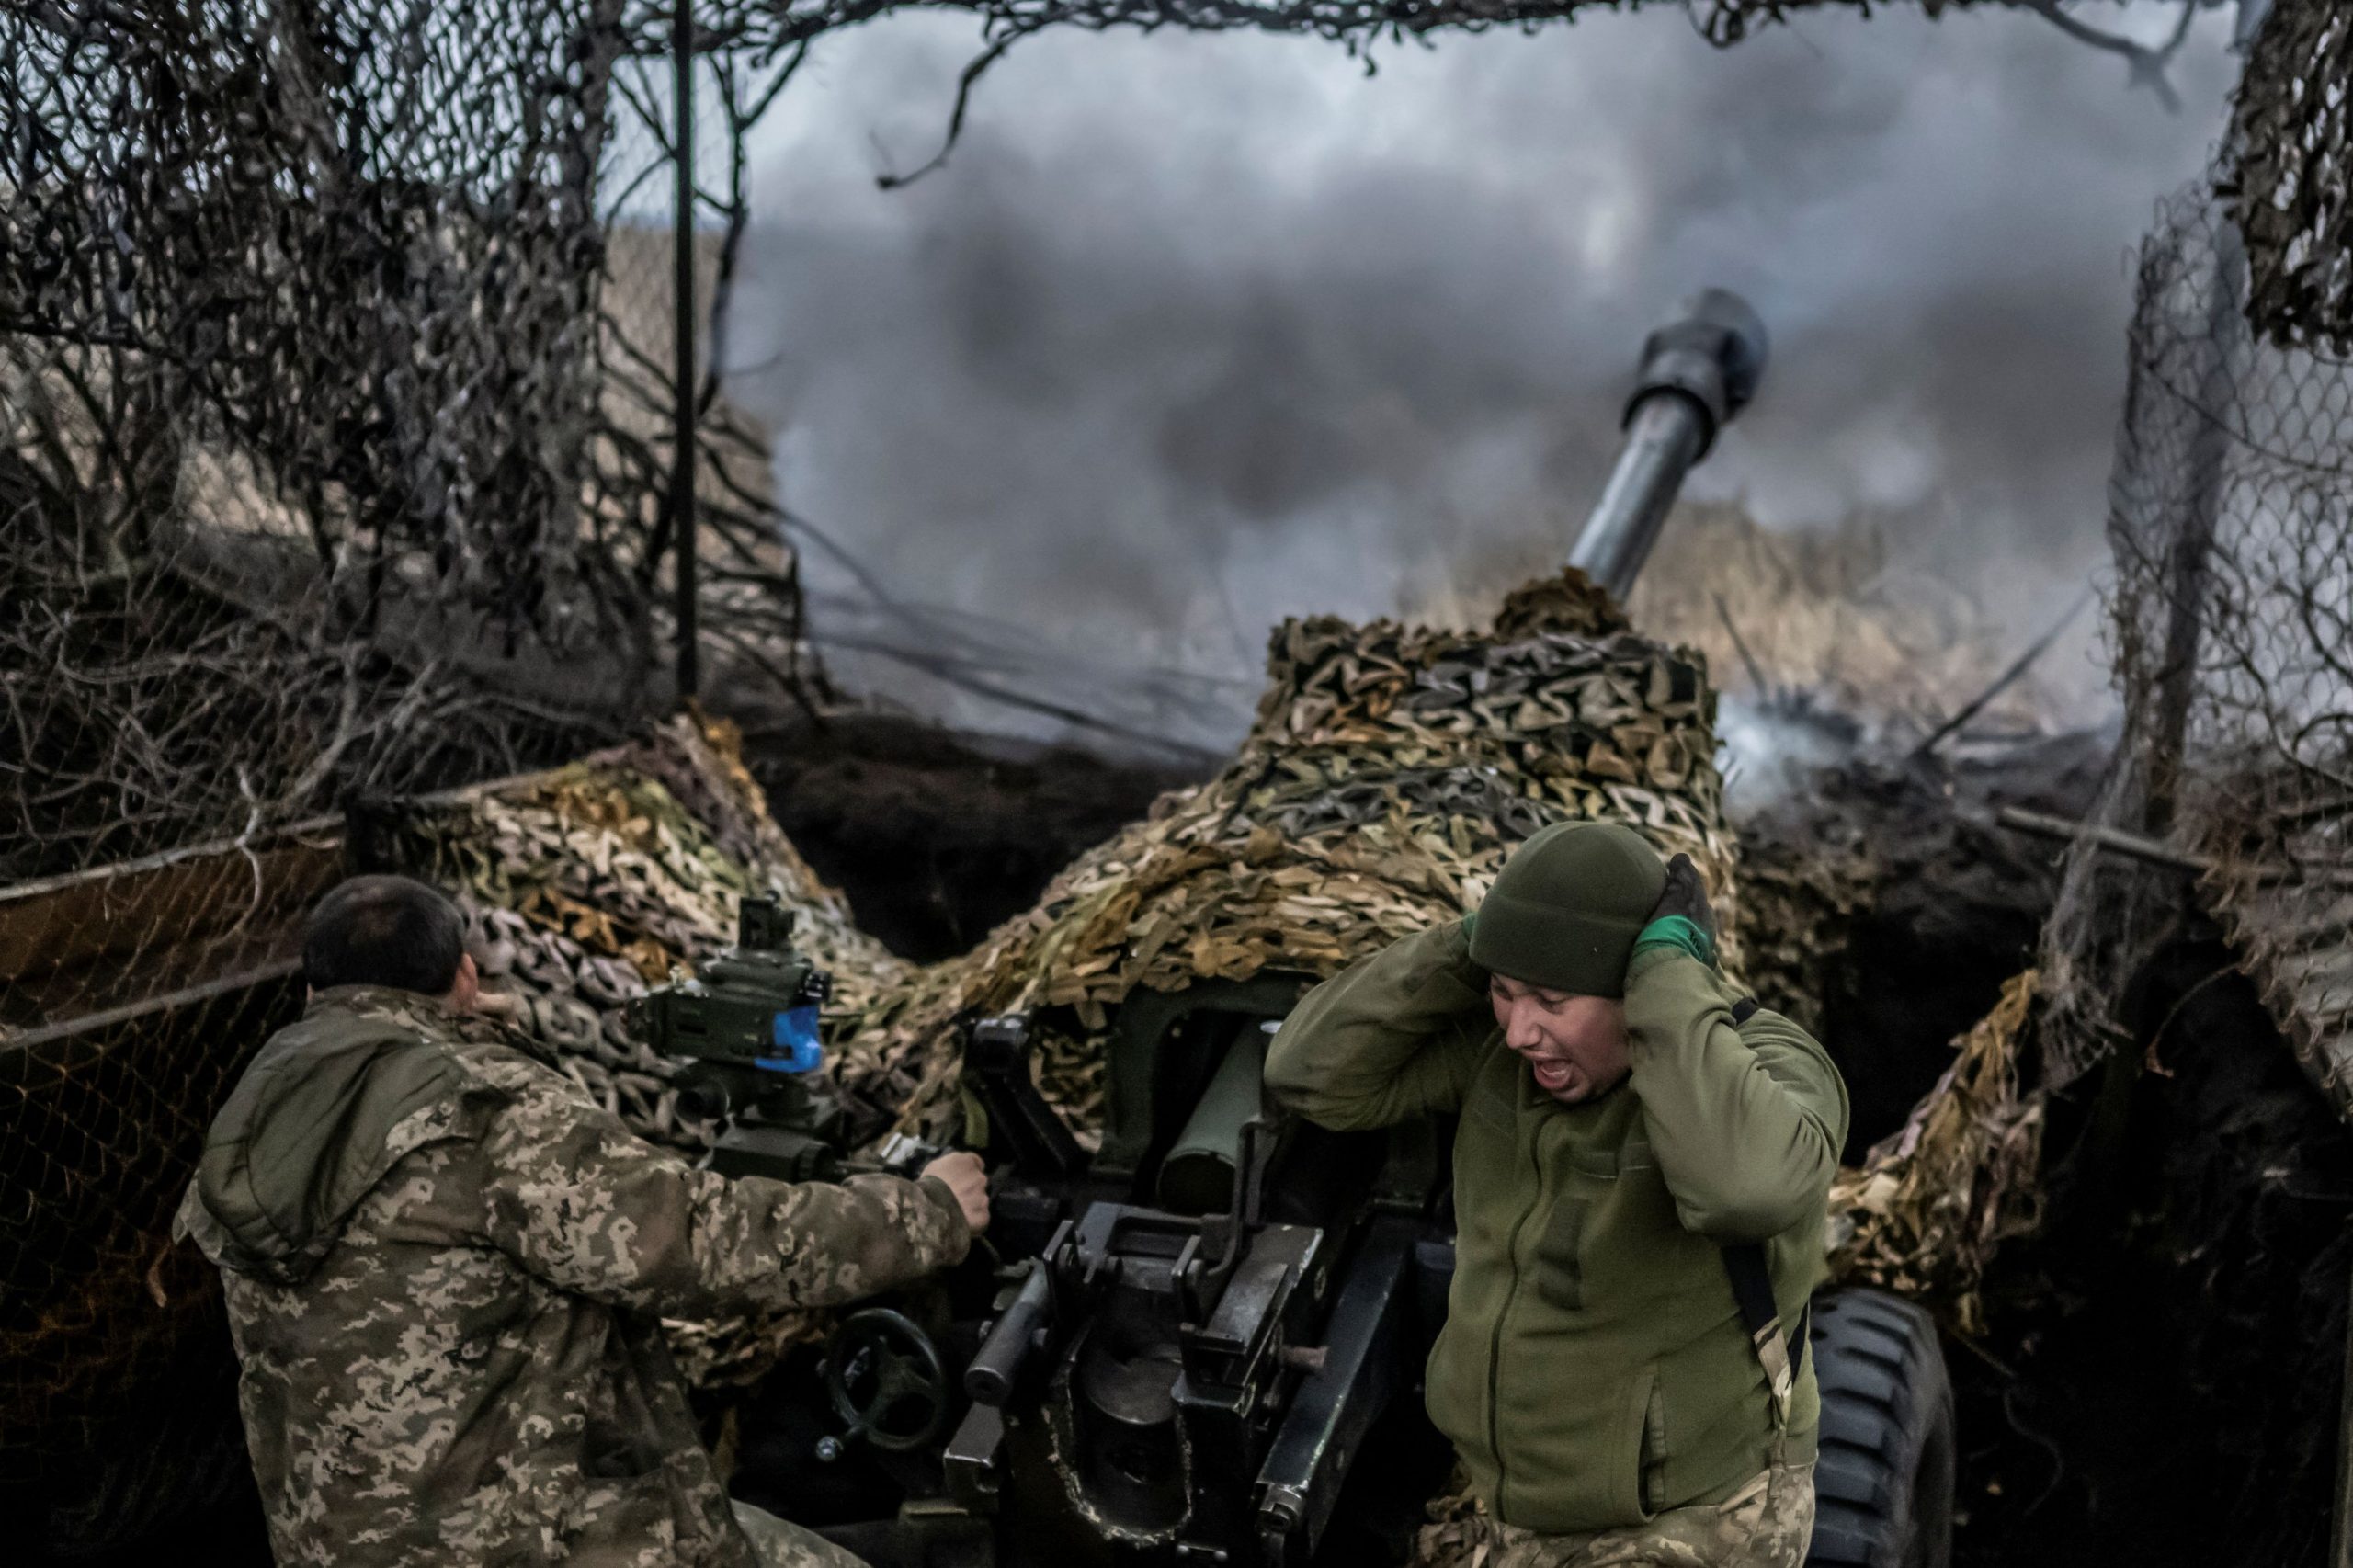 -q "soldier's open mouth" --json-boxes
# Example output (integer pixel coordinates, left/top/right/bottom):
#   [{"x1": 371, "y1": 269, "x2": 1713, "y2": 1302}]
[{"x1": 1530, "y1": 1060, "x2": 1575, "y2": 1093}]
